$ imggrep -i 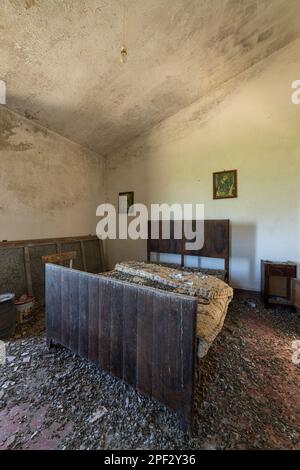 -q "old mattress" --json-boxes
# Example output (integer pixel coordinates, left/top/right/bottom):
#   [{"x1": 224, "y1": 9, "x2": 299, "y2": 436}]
[
  {"x1": 150, "y1": 261, "x2": 227, "y2": 281},
  {"x1": 104, "y1": 261, "x2": 233, "y2": 358}
]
